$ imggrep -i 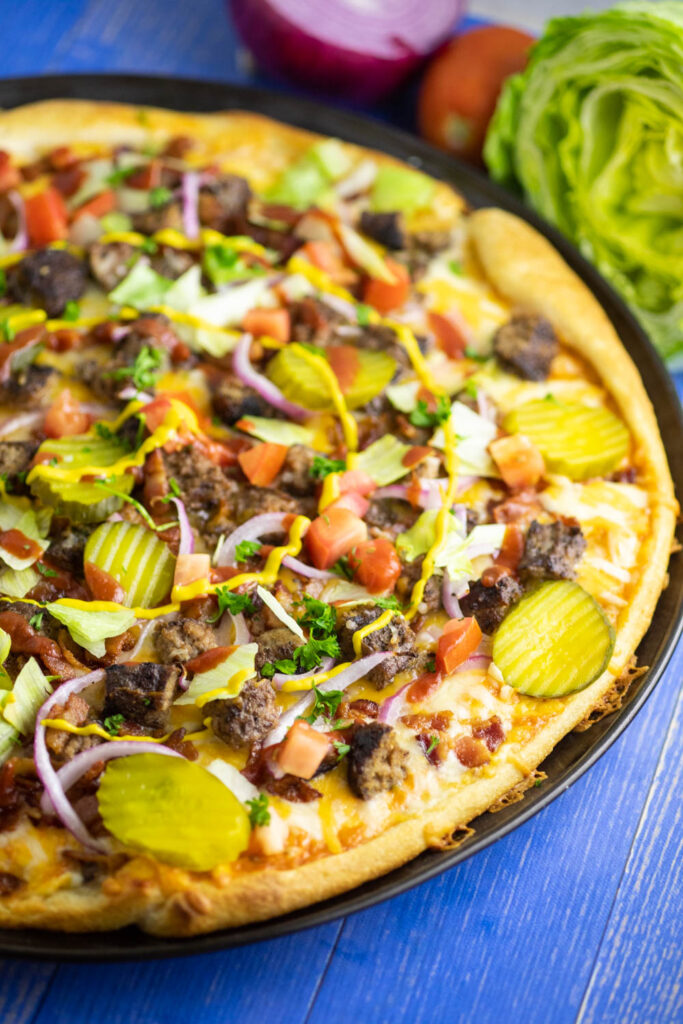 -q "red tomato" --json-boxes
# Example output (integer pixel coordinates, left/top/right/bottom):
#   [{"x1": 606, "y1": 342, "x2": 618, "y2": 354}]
[
  {"x1": 301, "y1": 240, "x2": 355, "y2": 283},
  {"x1": 338, "y1": 469, "x2": 376, "y2": 496},
  {"x1": 140, "y1": 397, "x2": 173, "y2": 433},
  {"x1": 125, "y1": 160, "x2": 162, "y2": 189},
  {"x1": 24, "y1": 187, "x2": 68, "y2": 247},
  {"x1": 238, "y1": 442, "x2": 288, "y2": 486},
  {"x1": 278, "y1": 720, "x2": 330, "y2": 779},
  {"x1": 72, "y1": 188, "x2": 116, "y2": 221},
  {"x1": 363, "y1": 258, "x2": 410, "y2": 314},
  {"x1": 436, "y1": 617, "x2": 483, "y2": 675},
  {"x1": 428, "y1": 310, "x2": 469, "y2": 359},
  {"x1": 243, "y1": 307, "x2": 291, "y2": 343},
  {"x1": 489, "y1": 434, "x2": 545, "y2": 490},
  {"x1": 348, "y1": 537, "x2": 401, "y2": 594},
  {"x1": 174, "y1": 553, "x2": 211, "y2": 588},
  {"x1": 305, "y1": 507, "x2": 367, "y2": 570},
  {"x1": 329, "y1": 491, "x2": 369, "y2": 518},
  {"x1": 418, "y1": 26, "x2": 534, "y2": 165},
  {"x1": 43, "y1": 388, "x2": 90, "y2": 438}
]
